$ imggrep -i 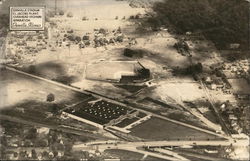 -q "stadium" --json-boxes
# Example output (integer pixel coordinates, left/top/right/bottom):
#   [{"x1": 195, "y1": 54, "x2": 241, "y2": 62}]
[
  {"x1": 62, "y1": 97, "x2": 150, "y2": 133},
  {"x1": 85, "y1": 61, "x2": 150, "y2": 83}
]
